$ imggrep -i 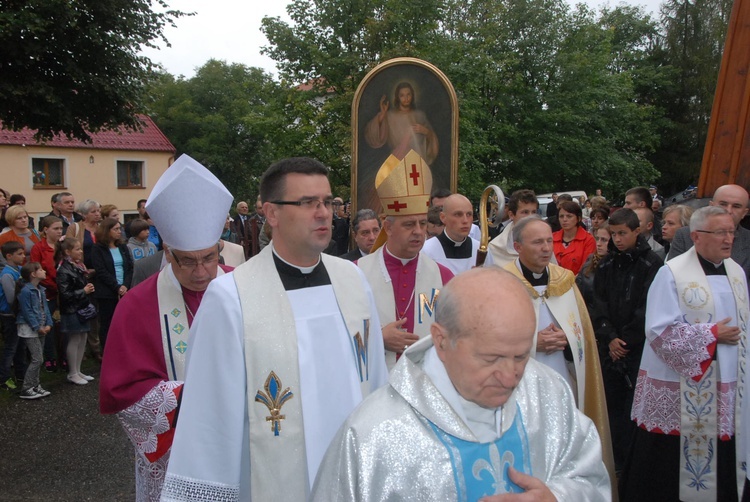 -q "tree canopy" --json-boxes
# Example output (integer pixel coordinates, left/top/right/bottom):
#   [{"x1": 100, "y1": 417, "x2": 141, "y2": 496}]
[{"x1": 0, "y1": 0, "x2": 187, "y2": 141}]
